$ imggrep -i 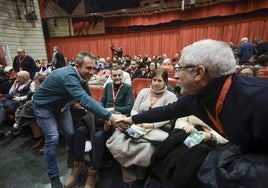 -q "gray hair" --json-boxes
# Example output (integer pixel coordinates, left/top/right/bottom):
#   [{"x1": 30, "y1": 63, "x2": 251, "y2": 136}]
[
  {"x1": 179, "y1": 39, "x2": 236, "y2": 78},
  {"x1": 75, "y1": 51, "x2": 95, "y2": 66},
  {"x1": 17, "y1": 70, "x2": 30, "y2": 79},
  {"x1": 17, "y1": 48, "x2": 25, "y2": 53},
  {"x1": 241, "y1": 37, "x2": 248, "y2": 43}
]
